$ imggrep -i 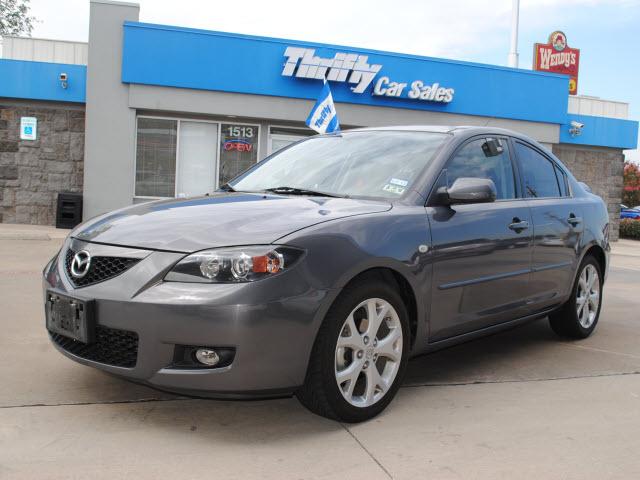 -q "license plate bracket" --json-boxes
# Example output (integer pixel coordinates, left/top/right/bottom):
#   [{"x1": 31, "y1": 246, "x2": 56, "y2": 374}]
[{"x1": 46, "y1": 291, "x2": 95, "y2": 343}]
